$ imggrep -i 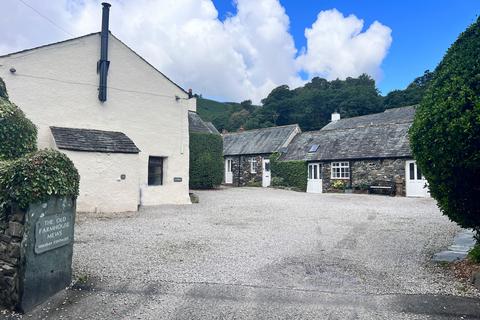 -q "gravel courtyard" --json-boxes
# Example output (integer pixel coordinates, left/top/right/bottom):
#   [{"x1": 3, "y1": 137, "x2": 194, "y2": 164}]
[{"x1": 19, "y1": 188, "x2": 480, "y2": 319}]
